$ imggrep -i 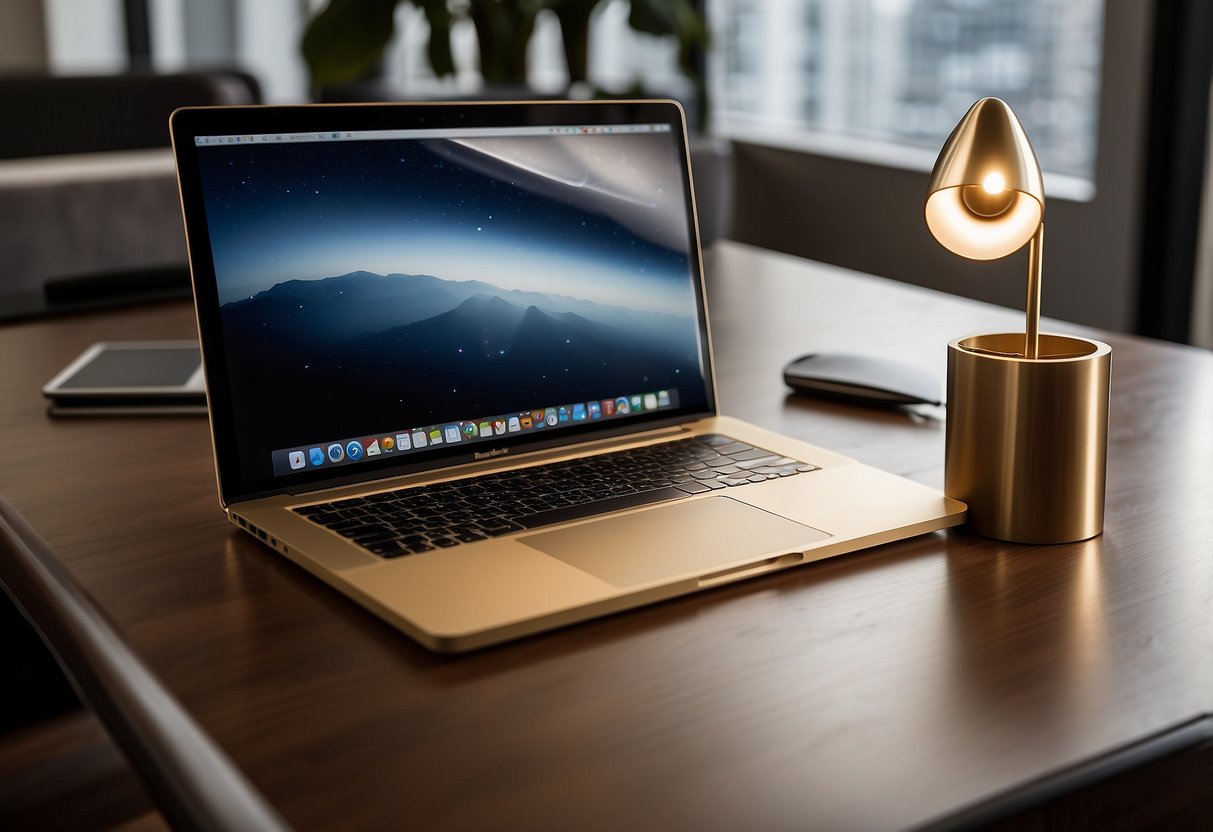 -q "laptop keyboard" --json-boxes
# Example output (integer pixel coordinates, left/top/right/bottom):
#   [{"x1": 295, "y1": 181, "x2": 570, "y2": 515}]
[{"x1": 292, "y1": 434, "x2": 818, "y2": 559}]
